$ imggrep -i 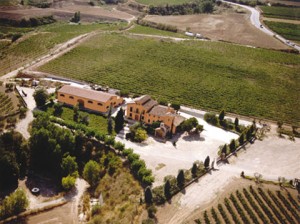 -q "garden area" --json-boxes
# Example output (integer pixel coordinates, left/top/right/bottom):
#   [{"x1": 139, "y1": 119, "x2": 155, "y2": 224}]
[{"x1": 37, "y1": 33, "x2": 300, "y2": 125}]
